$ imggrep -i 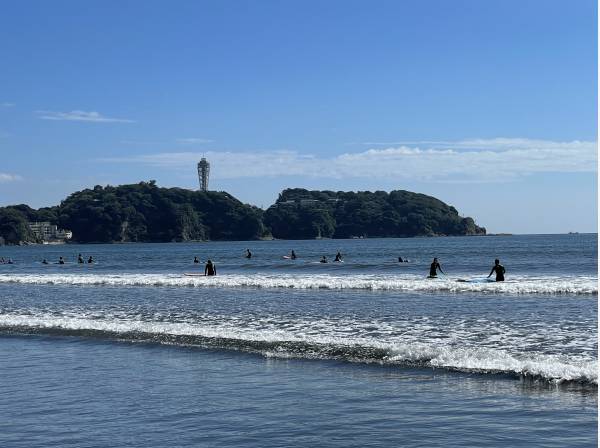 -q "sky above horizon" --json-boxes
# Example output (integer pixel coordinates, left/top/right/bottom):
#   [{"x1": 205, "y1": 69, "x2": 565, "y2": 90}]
[{"x1": 0, "y1": 0, "x2": 597, "y2": 234}]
